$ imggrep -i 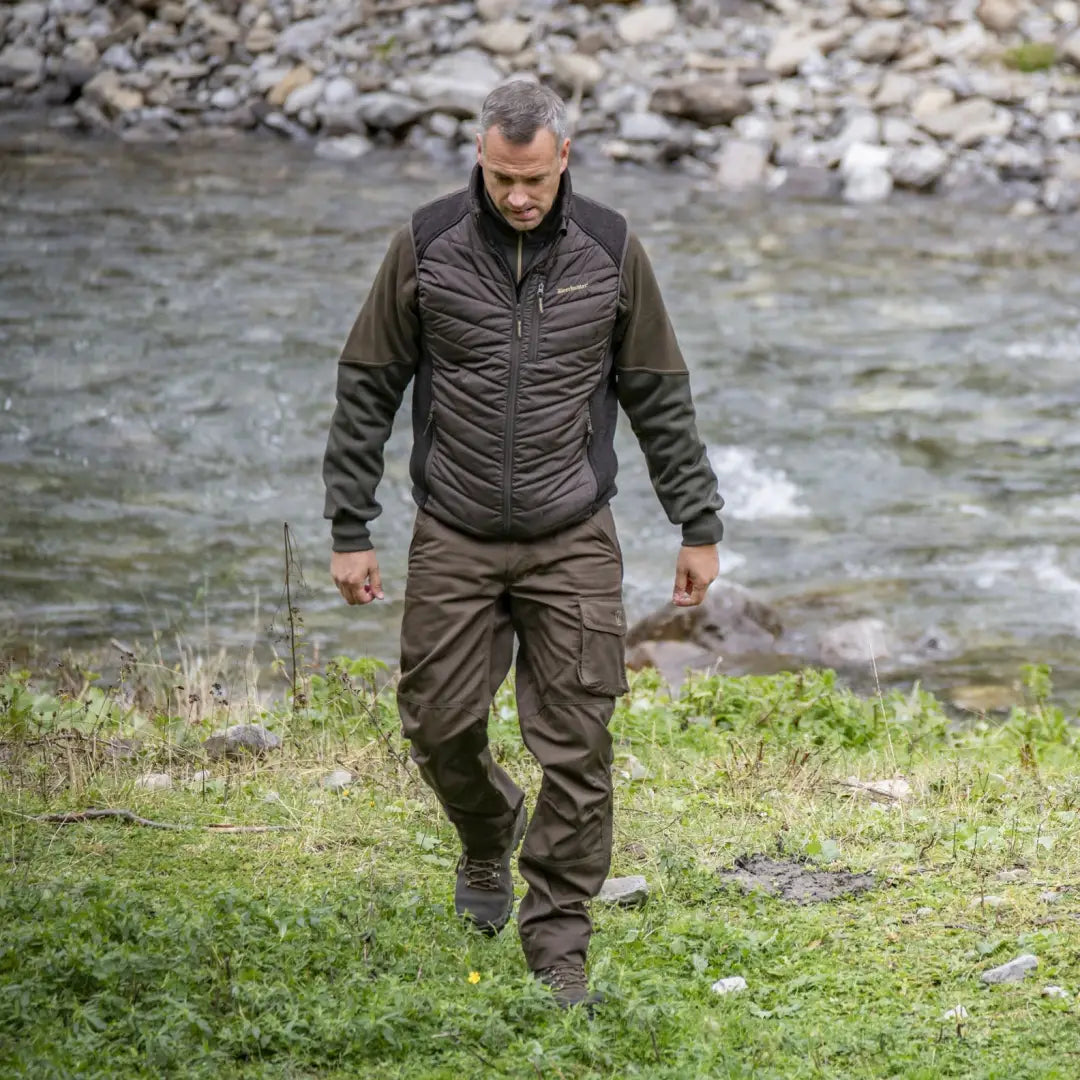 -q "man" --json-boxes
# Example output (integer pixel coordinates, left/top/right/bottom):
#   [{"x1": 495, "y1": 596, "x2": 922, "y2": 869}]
[{"x1": 323, "y1": 81, "x2": 723, "y2": 1011}]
